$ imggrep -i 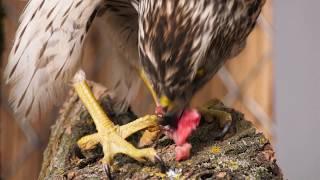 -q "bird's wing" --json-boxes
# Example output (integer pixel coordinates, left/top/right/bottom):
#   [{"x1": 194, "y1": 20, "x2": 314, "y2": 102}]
[
  {"x1": 97, "y1": 0, "x2": 142, "y2": 112},
  {"x1": 4, "y1": 0, "x2": 139, "y2": 122}
]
